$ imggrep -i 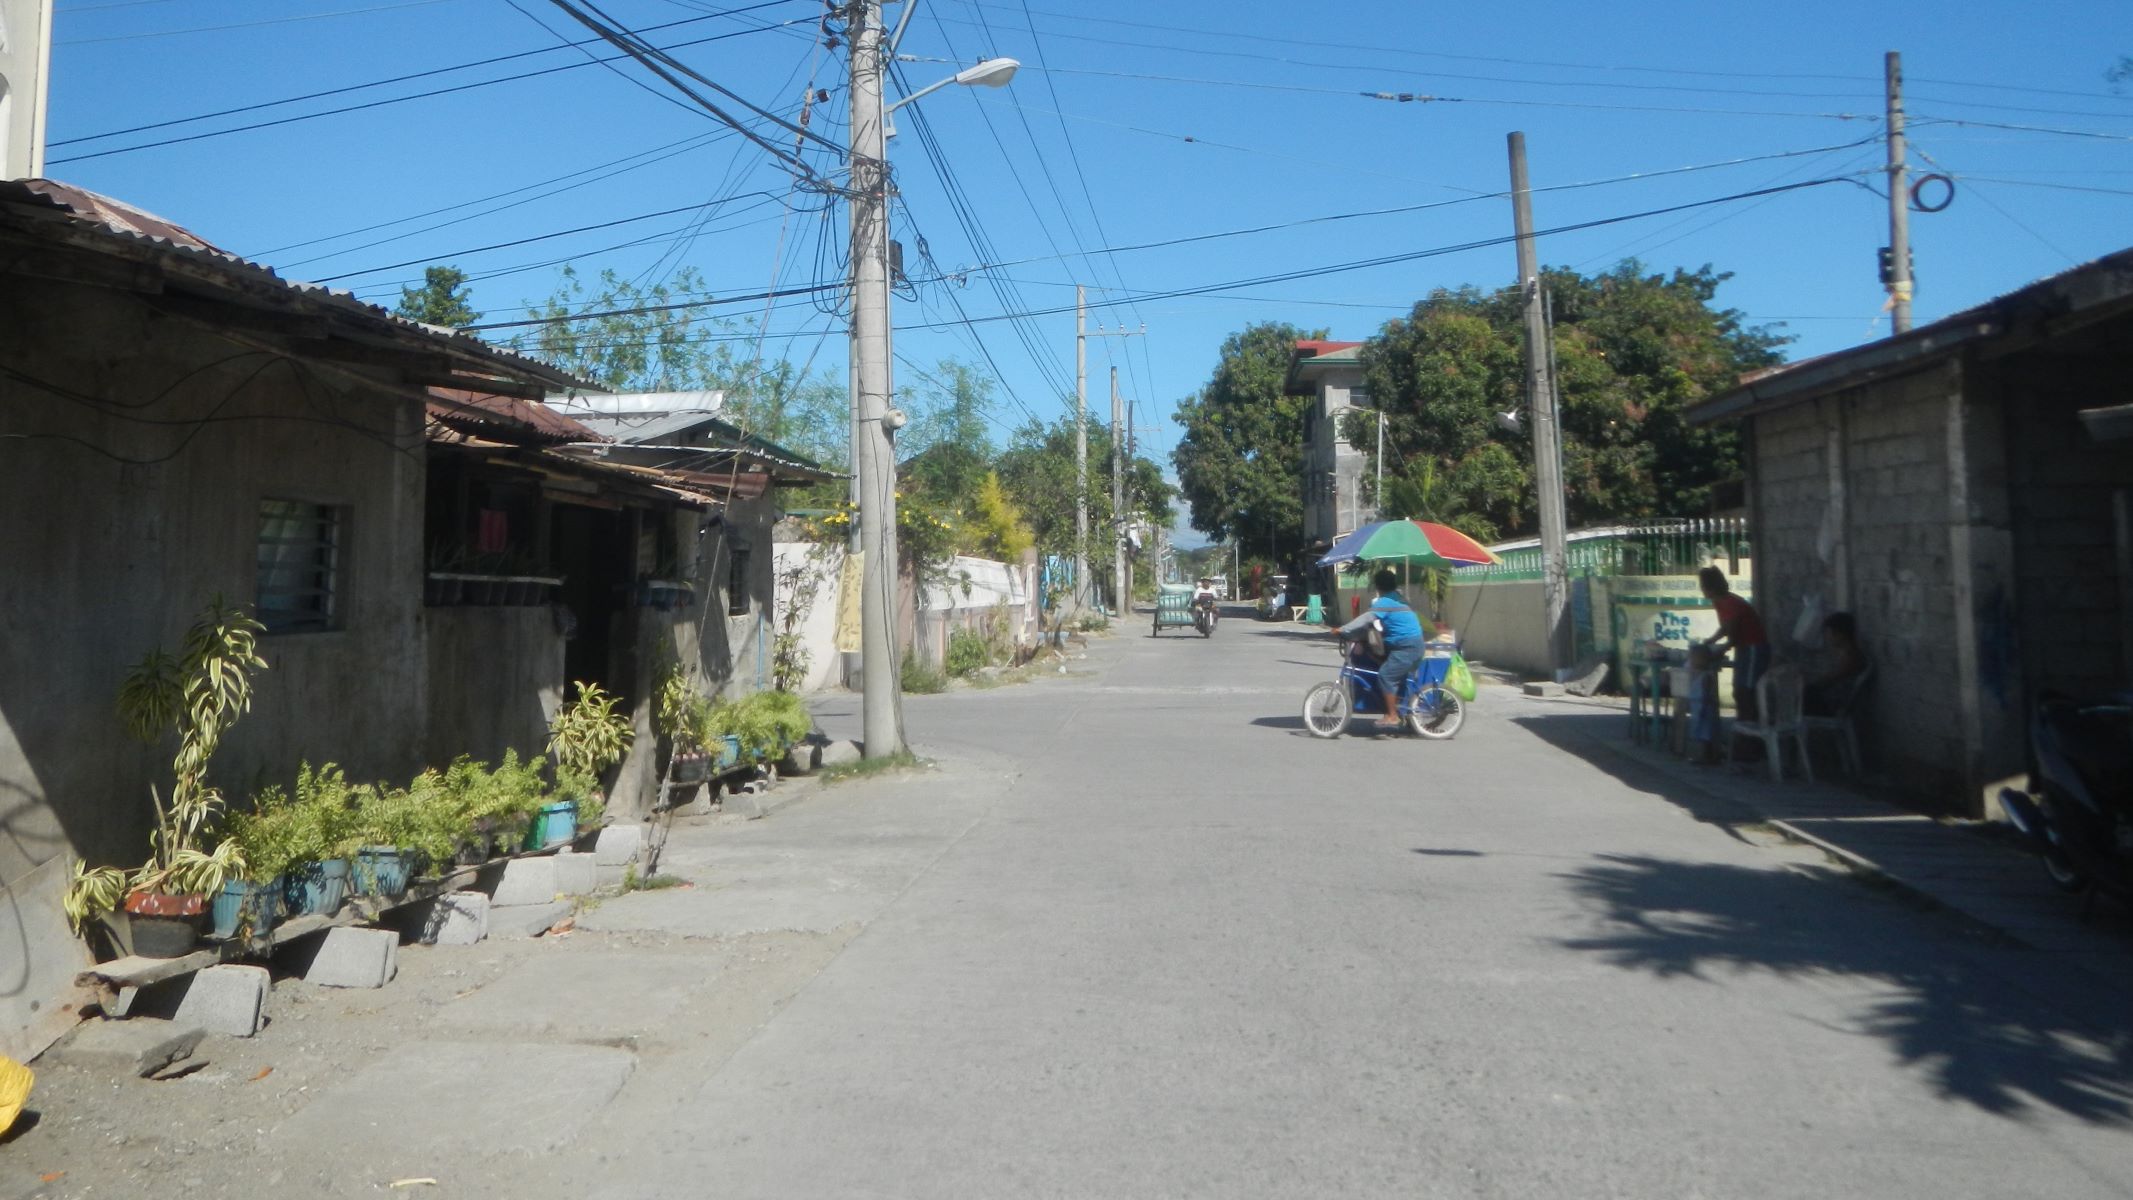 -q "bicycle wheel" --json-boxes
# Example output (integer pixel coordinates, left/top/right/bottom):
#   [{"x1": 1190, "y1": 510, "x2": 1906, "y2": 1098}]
[
  {"x1": 1302, "y1": 683, "x2": 1351, "y2": 739},
  {"x1": 1408, "y1": 685, "x2": 1465, "y2": 739}
]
